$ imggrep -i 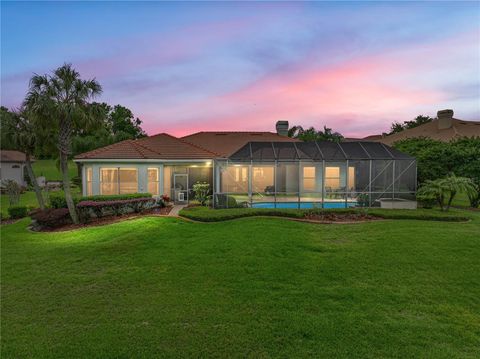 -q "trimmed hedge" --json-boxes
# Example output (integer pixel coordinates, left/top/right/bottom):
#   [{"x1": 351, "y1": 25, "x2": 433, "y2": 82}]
[
  {"x1": 80, "y1": 193, "x2": 152, "y2": 202},
  {"x1": 49, "y1": 192, "x2": 80, "y2": 209},
  {"x1": 8, "y1": 206, "x2": 28, "y2": 219},
  {"x1": 180, "y1": 206, "x2": 471, "y2": 223},
  {"x1": 77, "y1": 197, "x2": 156, "y2": 223},
  {"x1": 48, "y1": 192, "x2": 152, "y2": 209}
]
